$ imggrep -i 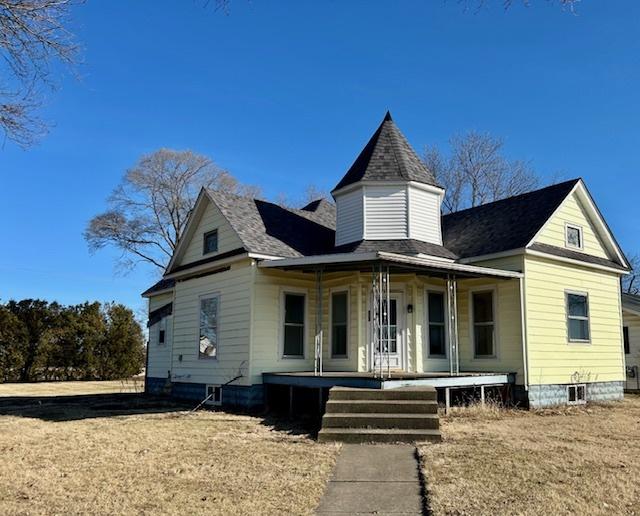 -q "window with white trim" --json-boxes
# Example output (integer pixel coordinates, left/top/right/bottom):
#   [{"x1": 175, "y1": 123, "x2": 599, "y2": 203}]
[
  {"x1": 205, "y1": 384, "x2": 222, "y2": 406},
  {"x1": 331, "y1": 291, "x2": 348, "y2": 358},
  {"x1": 427, "y1": 291, "x2": 446, "y2": 357},
  {"x1": 567, "y1": 384, "x2": 586, "y2": 405},
  {"x1": 158, "y1": 317, "x2": 166, "y2": 345},
  {"x1": 283, "y1": 293, "x2": 305, "y2": 357},
  {"x1": 566, "y1": 292, "x2": 590, "y2": 342},
  {"x1": 565, "y1": 224, "x2": 583, "y2": 250},
  {"x1": 199, "y1": 294, "x2": 219, "y2": 359},
  {"x1": 472, "y1": 290, "x2": 495, "y2": 357}
]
